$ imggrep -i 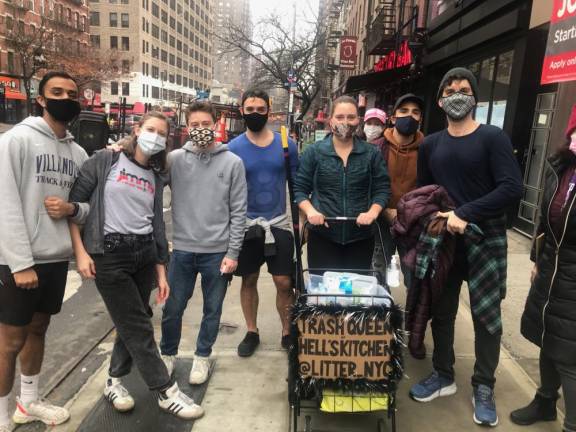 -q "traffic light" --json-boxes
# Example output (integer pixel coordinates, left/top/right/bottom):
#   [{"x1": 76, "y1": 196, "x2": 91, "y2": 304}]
[{"x1": 69, "y1": 111, "x2": 110, "y2": 156}]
